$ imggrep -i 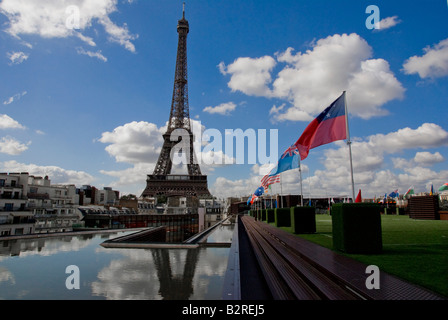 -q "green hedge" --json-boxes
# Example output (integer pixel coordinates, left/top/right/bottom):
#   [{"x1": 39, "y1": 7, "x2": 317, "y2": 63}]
[
  {"x1": 267, "y1": 209, "x2": 275, "y2": 223},
  {"x1": 290, "y1": 206, "x2": 316, "y2": 234},
  {"x1": 262, "y1": 209, "x2": 267, "y2": 221},
  {"x1": 275, "y1": 208, "x2": 291, "y2": 227},
  {"x1": 332, "y1": 203, "x2": 382, "y2": 254}
]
